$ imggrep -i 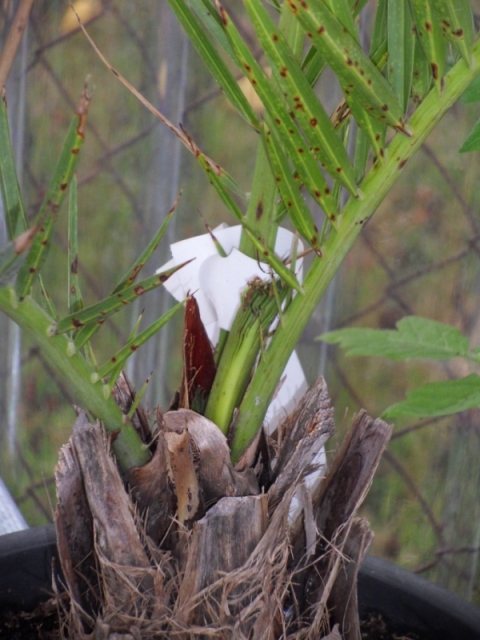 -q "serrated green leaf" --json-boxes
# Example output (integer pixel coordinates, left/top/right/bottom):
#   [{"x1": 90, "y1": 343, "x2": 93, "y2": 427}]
[
  {"x1": 245, "y1": 0, "x2": 358, "y2": 195},
  {"x1": 165, "y1": 0, "x2": 260, "y2": 129},
  {"x1": 216, "y1": 2, "x2": 340, "y2": 224},
  {"x1": 383, "y1": 373, "x2": 480, "y2": 419},
  {"x1": 431, "y1": 0, "x2": 474, "y2": 67},
  {"x1": 320, "y1": 316, "x2": 470, "y2": 360},
  {"x1": 54, "y1": 261, "x2": 189, "y2": 334},
  {"x1": 387, "y1": 0, "x2": 415, "y2": 113},
  {"x1": 288, "y1": 0, "x2": 408, "y2": 134},
  {"x1": 0, "y1": 94, "x2": 27, "y2": 239},
  {"x1": 459, "y1": 118, "x2": 480, "y2": 152},
  {"x1": 16, "y1": 109, "x2": 87, "y2": 300}
]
